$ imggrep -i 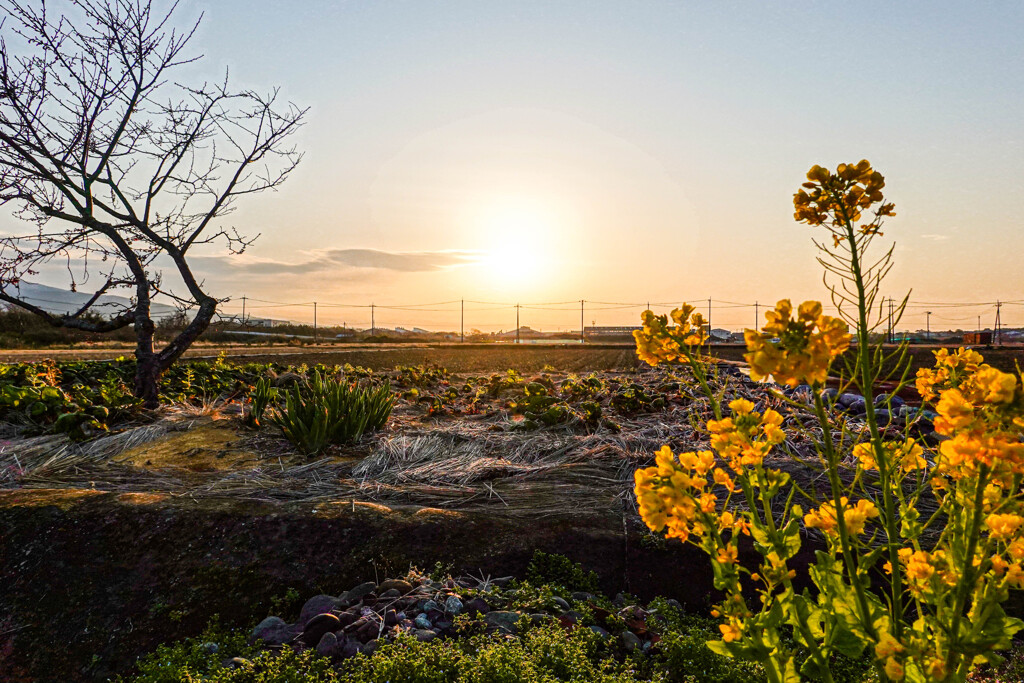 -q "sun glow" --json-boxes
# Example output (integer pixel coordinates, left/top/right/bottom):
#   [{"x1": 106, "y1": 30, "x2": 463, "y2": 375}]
[{"x1": 476, "y1": 202, "x2": 554, "y2": 286}]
